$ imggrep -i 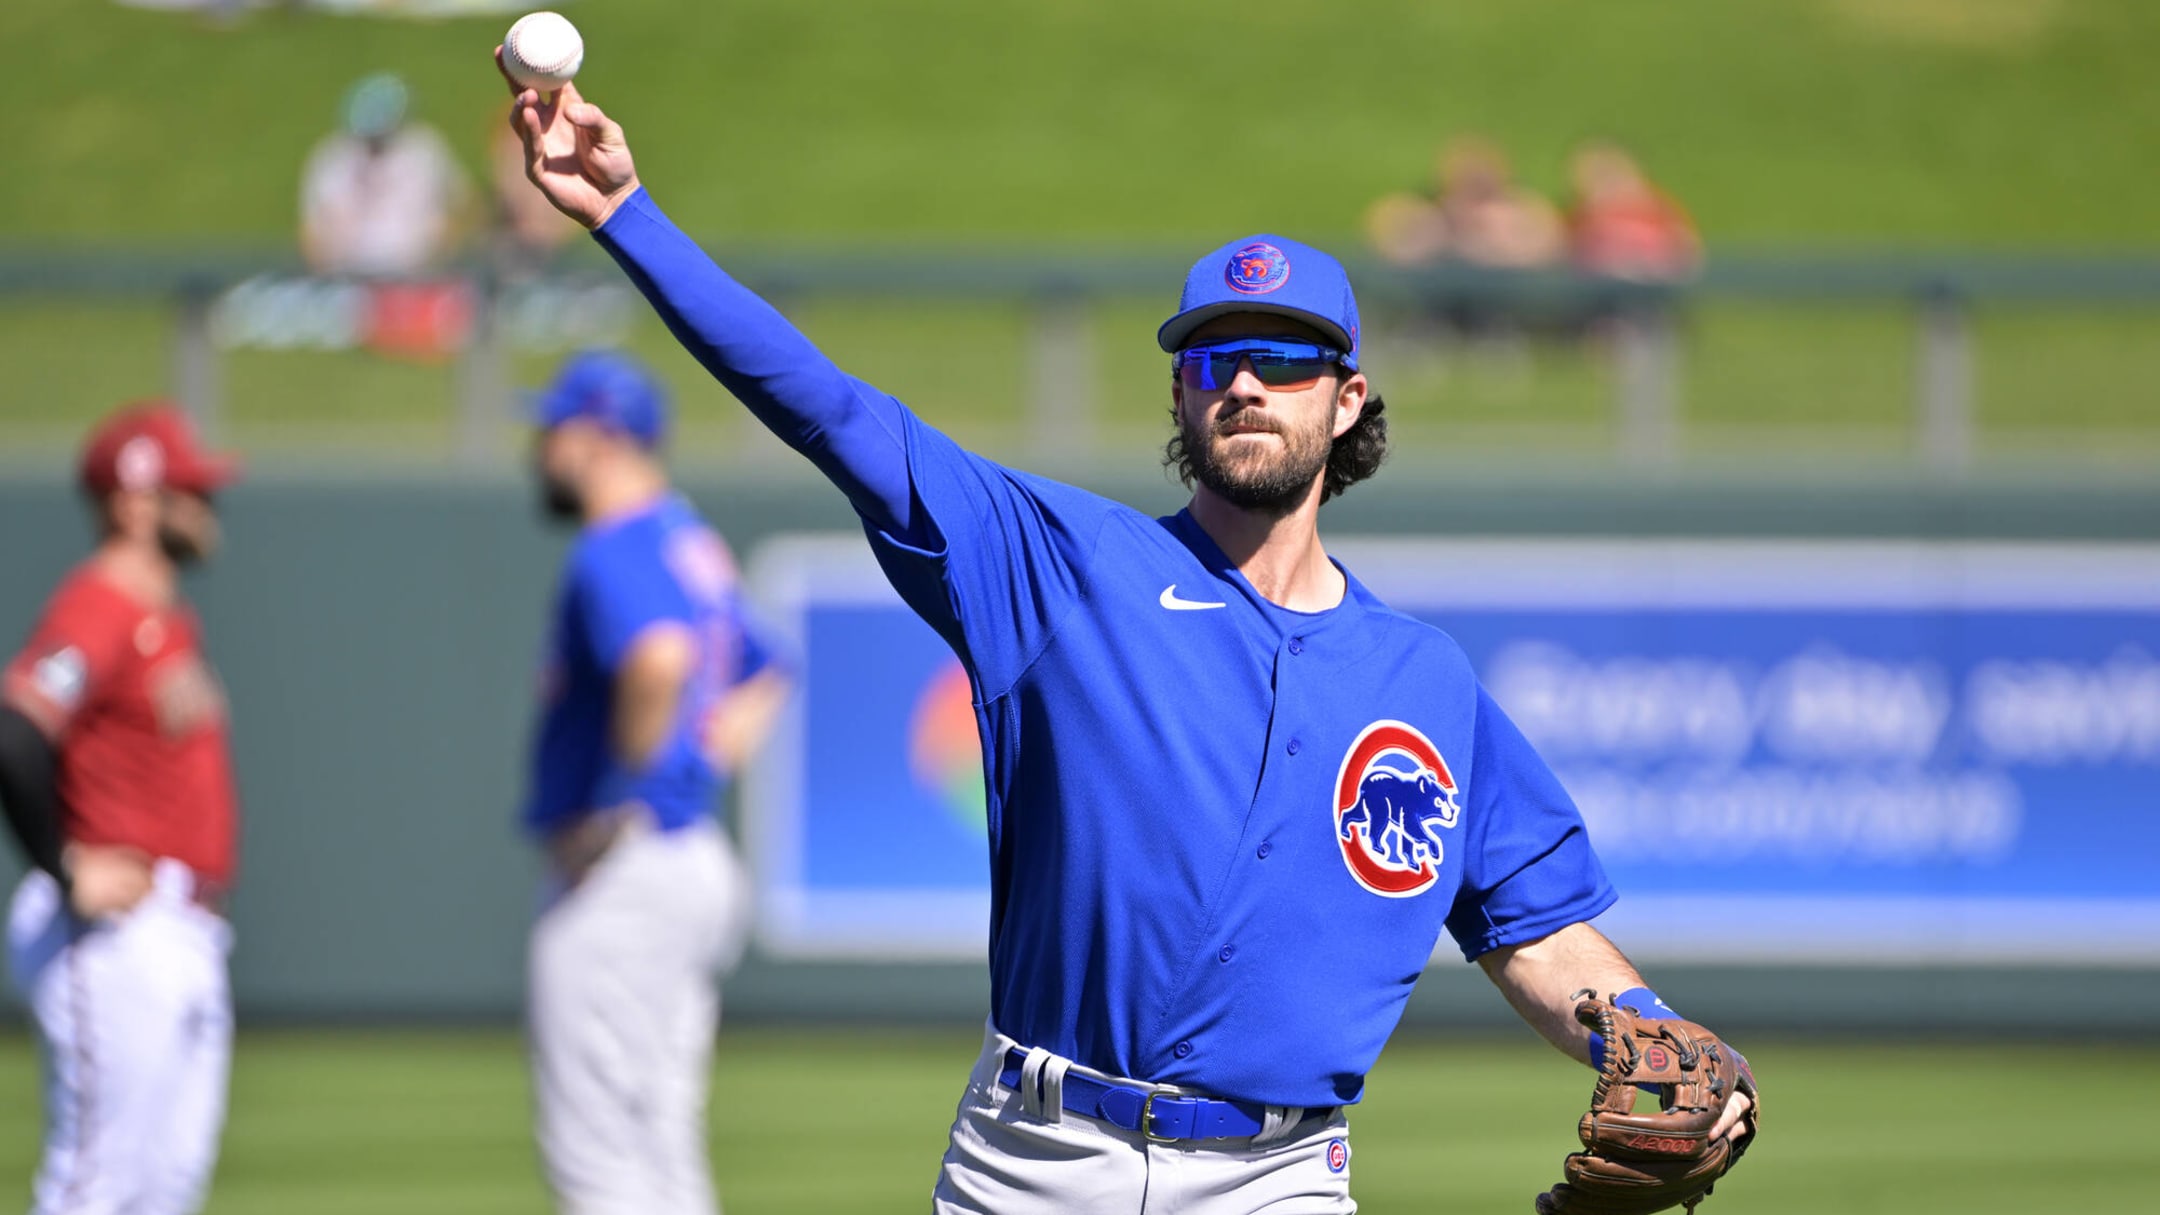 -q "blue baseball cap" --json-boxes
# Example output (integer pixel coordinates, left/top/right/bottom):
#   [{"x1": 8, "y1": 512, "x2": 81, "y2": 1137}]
[
  {"x1": 1157, "y1": 234, "x2": 1361, "y2": 370},
  {"x1": 533, "y1": 349, "x2": 669, "y2": 447}
]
